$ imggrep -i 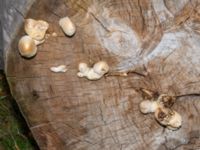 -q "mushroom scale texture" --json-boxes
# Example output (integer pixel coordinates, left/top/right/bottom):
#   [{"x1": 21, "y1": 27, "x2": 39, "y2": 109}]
[
  {"x1": 154, "y1": 107, "x2": 182, "y2": 130},
  {"x1": 157, "y1": 94, "x2": 176, "y2": 108},
  {"x1": 139, "y1": 91, "x2": 182, "y2": 130},
  {"x1": 24, "y1": 18, "x2": 49, "y2": 41}
]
